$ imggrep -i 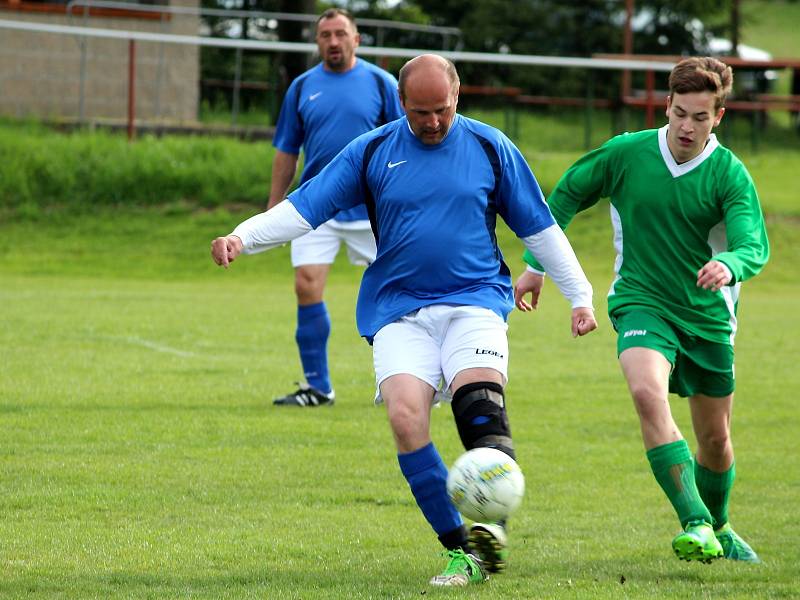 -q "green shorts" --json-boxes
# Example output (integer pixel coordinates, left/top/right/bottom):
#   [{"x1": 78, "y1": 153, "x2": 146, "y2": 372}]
[{"x1": 612, "y1": 309, "x2": 735, "y2": 398}]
